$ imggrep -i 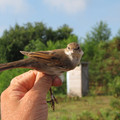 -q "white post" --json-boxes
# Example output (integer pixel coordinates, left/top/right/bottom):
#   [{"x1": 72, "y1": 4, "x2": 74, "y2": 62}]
[
  {"x1": 66, "y1": 62, "x2": 89, "y2": 97},
  {"x1": 67, "y1": 66, "x2": 82, "y2": 97}
]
